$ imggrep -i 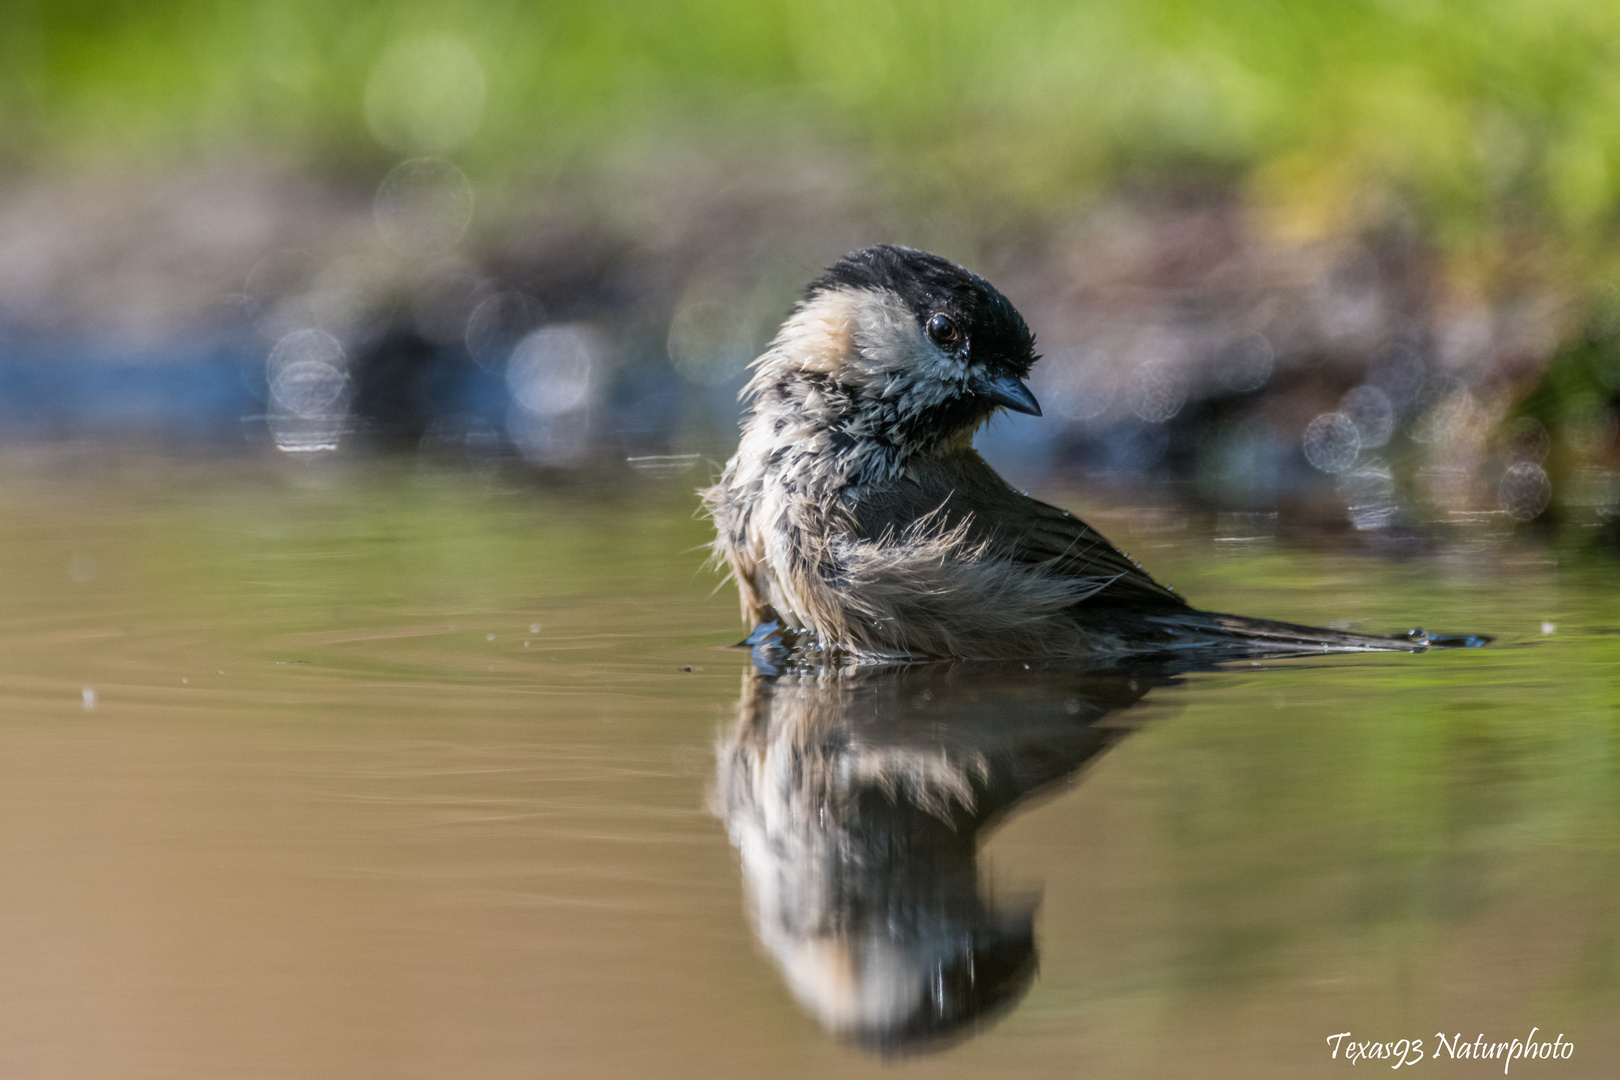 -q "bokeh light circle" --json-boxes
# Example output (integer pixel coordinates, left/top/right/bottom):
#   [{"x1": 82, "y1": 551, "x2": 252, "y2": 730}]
[
  {"x1": 365, "y1": 35, "x2": 487, "y2": 154},
  {"x1": 1126, "y1": 363, "x2": 1186, "y2": 423},
  {"x1": 1499, "y1": 462, "x2": 1552, "y2": 521},
  {"x1": 1339, "y1": 385, "x2": 1395, "y2": 449},
  {"x1": 507, "y1": 325, "x2": 596, "y2": 416},
  {"x1": 1302, "y1": 412, "x2": 1361, "y2": 473},
  {"x1": 374, "y1": 158, "x2": 475, "y2": 255}
]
